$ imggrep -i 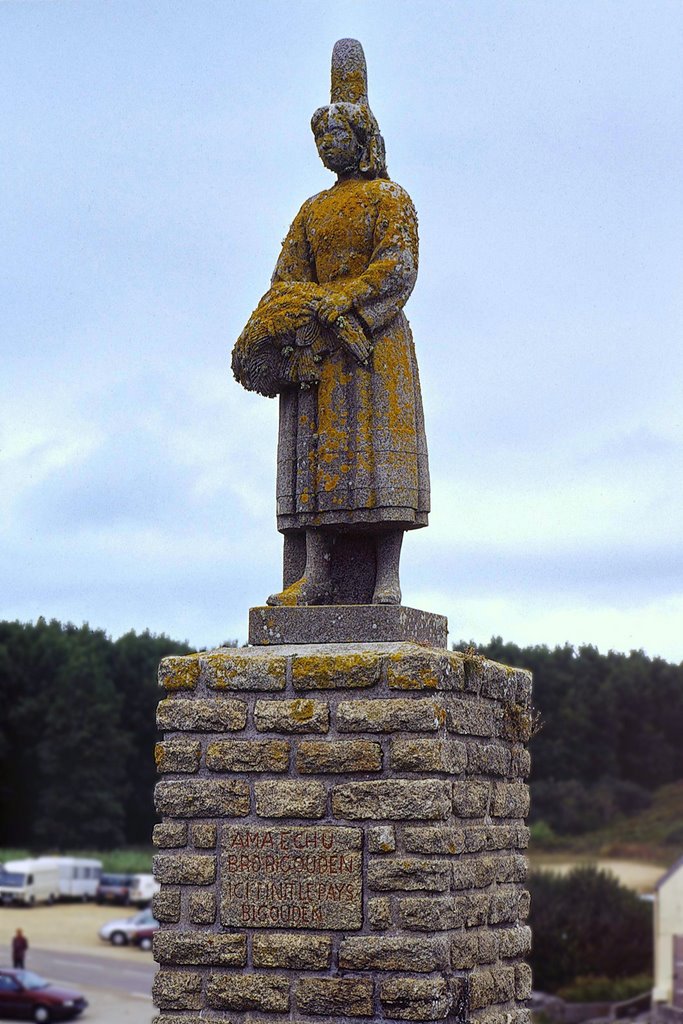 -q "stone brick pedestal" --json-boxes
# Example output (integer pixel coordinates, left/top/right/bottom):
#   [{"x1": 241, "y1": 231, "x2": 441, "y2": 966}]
[{"x1": 152, "y1": 641, "x2": 533, "y2": 1024}]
